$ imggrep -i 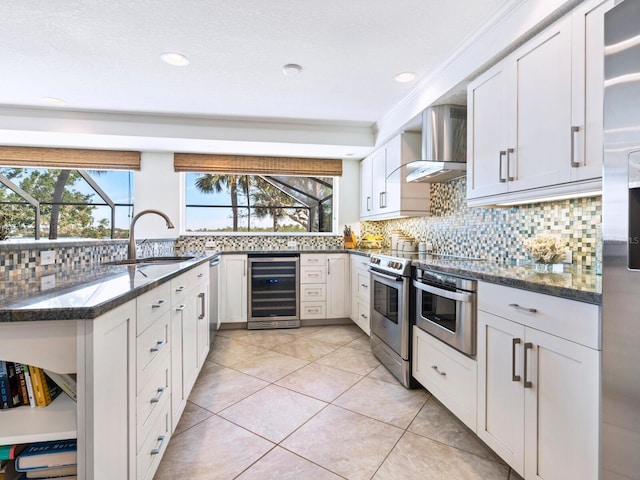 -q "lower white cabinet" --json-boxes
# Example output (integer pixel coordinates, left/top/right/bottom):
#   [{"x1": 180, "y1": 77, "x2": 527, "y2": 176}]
[
  {"x1": 477, "y1": 282, "x2": 600, "y2": 479},
  {"x1": 219, "y1": 254, "x2": 247, "y2": 324},
  {"x1": 326, "y1": 253, "x2": 350, "y2": 319},
  {"x1": 300, "y1": 253, "x2": 350, "y2": 321},
  {"x1": 350, "y1": 254, "x2": 371, "y2": 335},
  {"x1": 412, "y1": 326, "x2": 477, "y2": 430}
]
